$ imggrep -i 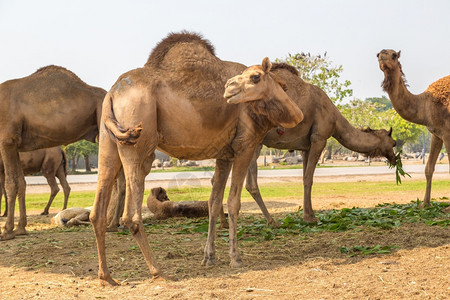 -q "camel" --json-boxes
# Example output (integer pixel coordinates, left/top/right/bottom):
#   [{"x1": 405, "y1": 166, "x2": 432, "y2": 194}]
[
  {"x1": 90, "y1": 32, "x2": 304, "y2": 286},
  {"x1": 147, "y1": 187, "x2": 227, "y2": 226},
  {"x1": 377, "y1": 49, "x2": 450, "y2": 210},
  {"x1": 0, "y1": 146, "x2": 71, "y2": 216},
  {"x1": 240, "y1": 63, "x2": 398, "y2": 224},
  {"x1": 0, "y1": 66, "x2": 105, "y2": 240},
  {"x1": 51, "y1": 207, "x2": 91, "y2": 227}
]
